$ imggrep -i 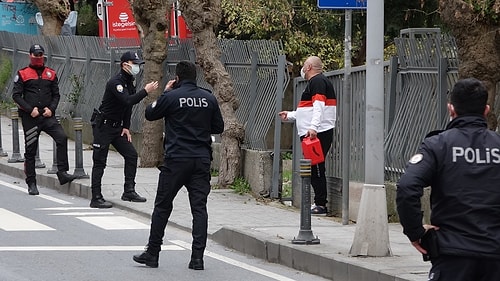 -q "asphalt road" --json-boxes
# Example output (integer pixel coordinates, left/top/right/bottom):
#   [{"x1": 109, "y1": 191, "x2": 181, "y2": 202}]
[{"x1": 0, "y1": 172, "x2": 329, "y2": 281}]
